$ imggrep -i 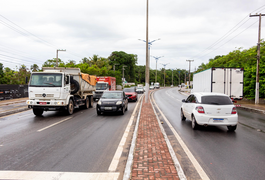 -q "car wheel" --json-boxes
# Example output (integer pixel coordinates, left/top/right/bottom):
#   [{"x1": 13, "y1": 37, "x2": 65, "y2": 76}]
[
  {"x1": 181, "y1": 109, "x2": 186, "y2": 121},
  {"x1": 125, "y1": 104, "x2": 128, "y2": 111},
  {"x1": 33, "y1": 108, "x2": 43, "y2": 116},
  {"x1": 66, "y1": 99, "x2": 74, "y2": 115},
  {"x1": 120, "y1": 107, "x2": 125, "y2": 115},
  {"x1": 227, "y1": 125, "x2": 237, "y2": 131},
  {"x1": 192, "y1": 116, "x2": 199, "y2": 130},
  {"x1": 97, "y1": 110, "x2": 101, "y2": 115}
]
